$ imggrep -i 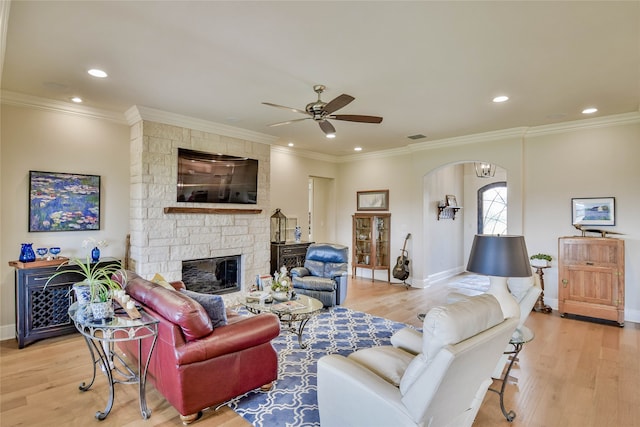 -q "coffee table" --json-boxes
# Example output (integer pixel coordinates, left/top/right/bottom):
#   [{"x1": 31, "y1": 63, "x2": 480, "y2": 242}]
[{"x1": 244, "y1": 294, "x2": 323, "y2": 348}]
